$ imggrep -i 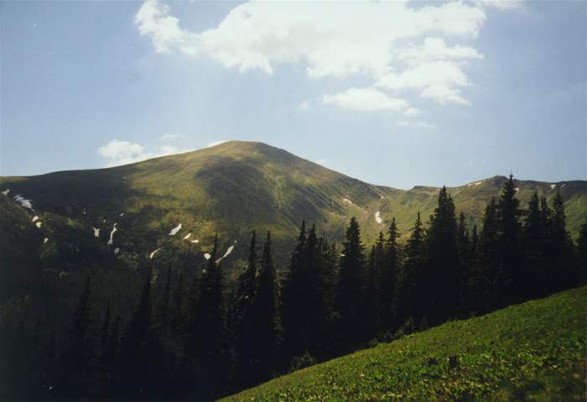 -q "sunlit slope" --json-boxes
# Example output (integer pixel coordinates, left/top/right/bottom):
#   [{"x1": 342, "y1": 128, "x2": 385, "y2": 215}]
[
  {"x1": 1, "y1": 142, "x2": 586, "y2": 266},
  {"x1": 223, "y1": 287, "x2": 587, "y2": 401}
]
